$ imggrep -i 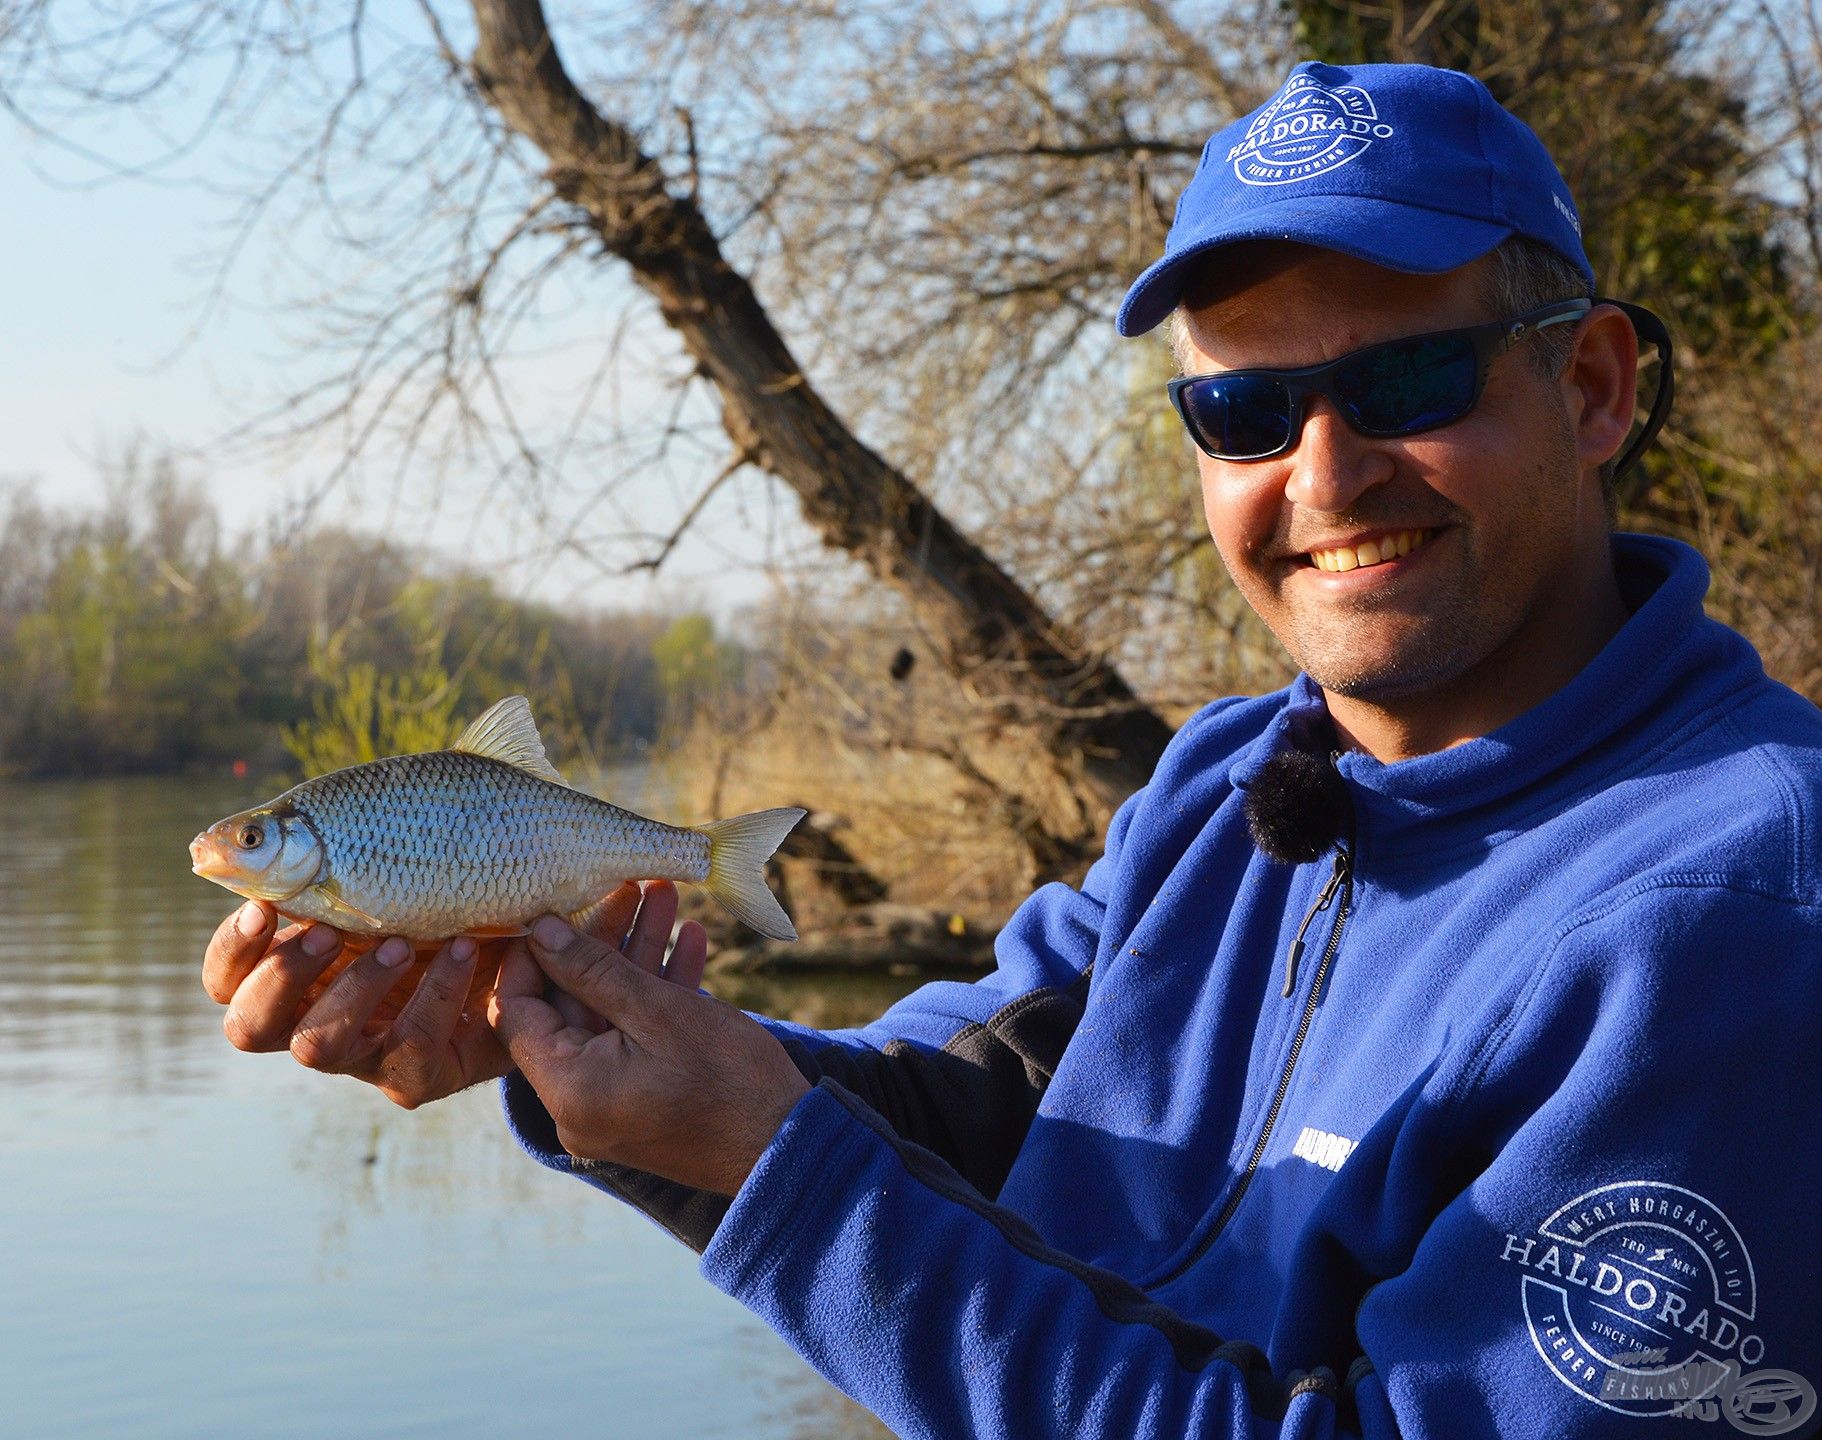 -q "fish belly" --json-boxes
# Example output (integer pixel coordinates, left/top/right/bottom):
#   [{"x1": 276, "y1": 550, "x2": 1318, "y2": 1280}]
[{"x1": 286, "y1": 752, "x2": 710, "y2": 939}]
